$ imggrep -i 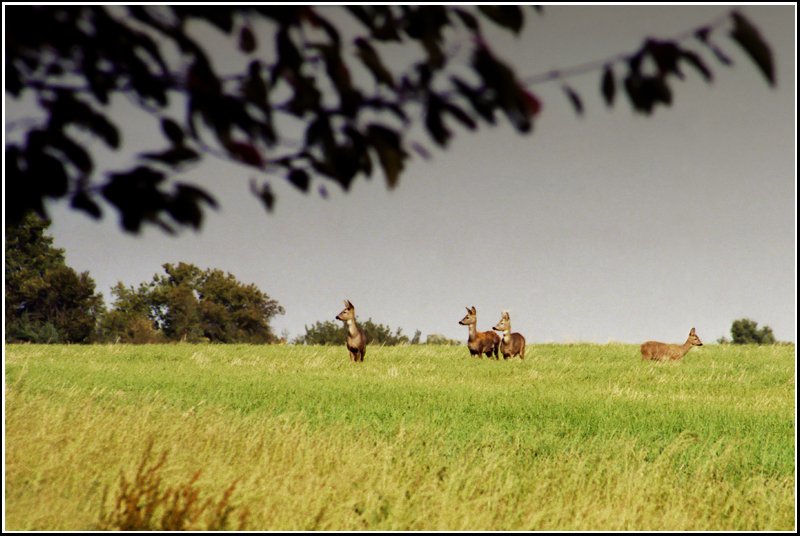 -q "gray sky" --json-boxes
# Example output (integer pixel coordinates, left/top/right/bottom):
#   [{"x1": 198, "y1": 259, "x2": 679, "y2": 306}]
[{"x1": 20, "y1": 5, "x2": 797, "y2": 344}]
